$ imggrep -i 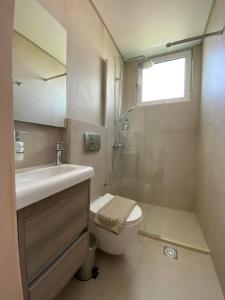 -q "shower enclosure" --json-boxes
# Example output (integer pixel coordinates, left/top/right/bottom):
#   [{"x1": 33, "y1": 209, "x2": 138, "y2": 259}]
[{"x1": 109, "y1": 52, "x2": 209, "y2": 254}]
